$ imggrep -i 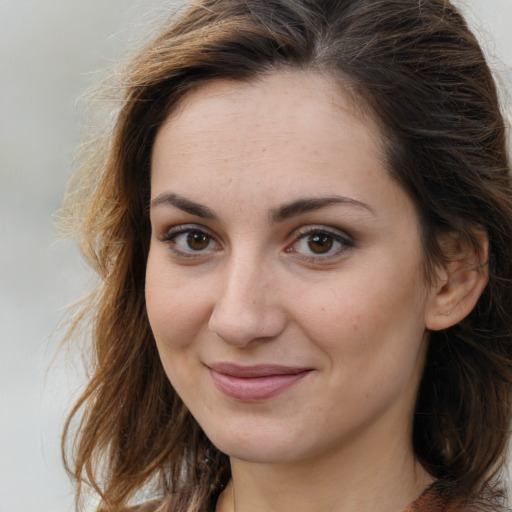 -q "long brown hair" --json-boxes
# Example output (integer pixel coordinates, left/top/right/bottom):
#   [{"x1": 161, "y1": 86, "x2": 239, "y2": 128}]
[{"x1": 61, "y1": 0, "x2": 512, "y2": 510}]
